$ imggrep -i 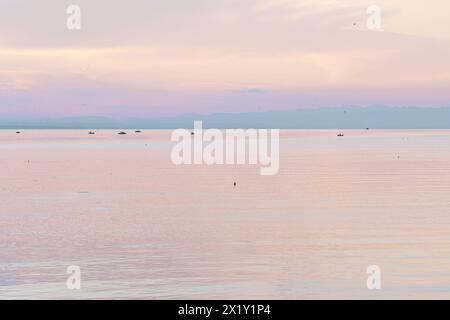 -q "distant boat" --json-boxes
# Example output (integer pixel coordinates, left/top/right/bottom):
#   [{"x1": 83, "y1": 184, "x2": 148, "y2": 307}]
[
  {"x1": 16, "y1": 131, "x2": 21, "y2": 134},
  {"x1": 337, "y1": 133, "x2": 344, "y2": 137},
  {"x1": 135, "y1": 130, "x2": 142, "y2": 133},
  {"x1": 118, "y1": 132, "x2": 127, "y2": 135},
  {"x1": 88, "y1": 131, "x2": 95, "y2": 135}
]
